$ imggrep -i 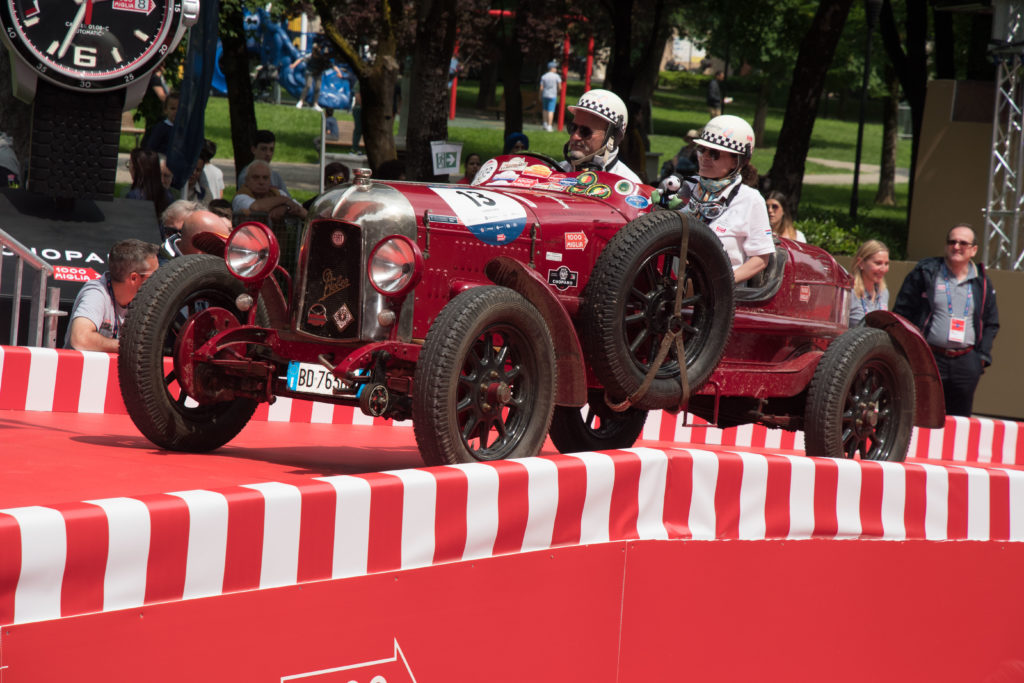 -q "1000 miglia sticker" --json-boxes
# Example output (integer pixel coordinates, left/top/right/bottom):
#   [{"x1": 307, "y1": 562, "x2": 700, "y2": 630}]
[{"x1": 430, "y1": 187, "x2": 528, "y2": 245}]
